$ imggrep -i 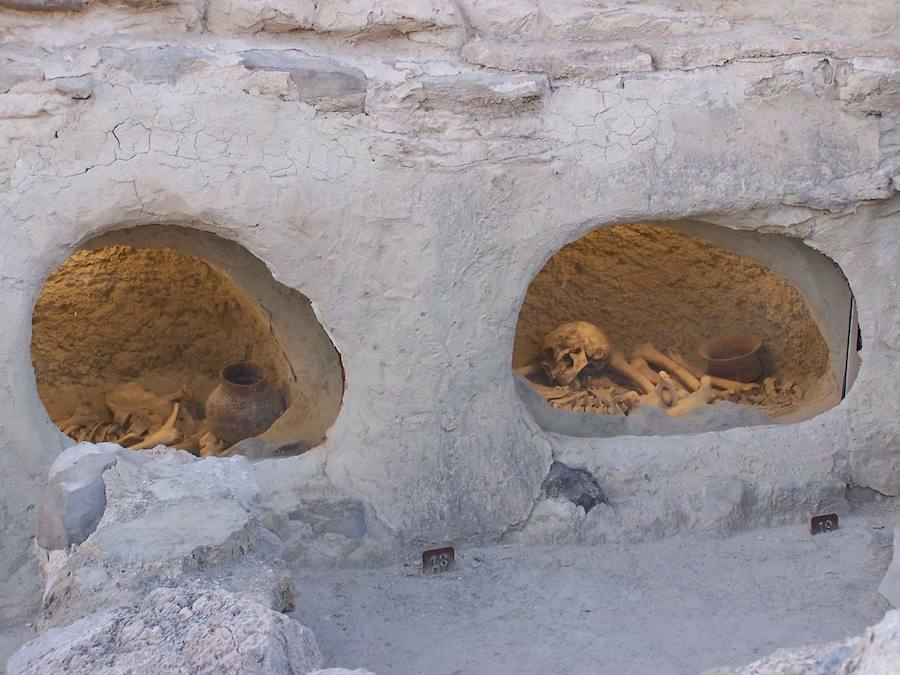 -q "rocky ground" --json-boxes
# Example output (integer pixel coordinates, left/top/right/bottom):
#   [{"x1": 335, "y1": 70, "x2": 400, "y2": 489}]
[{"x1": 293, "y1": 497, "x2": 898, "y2": 675}]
